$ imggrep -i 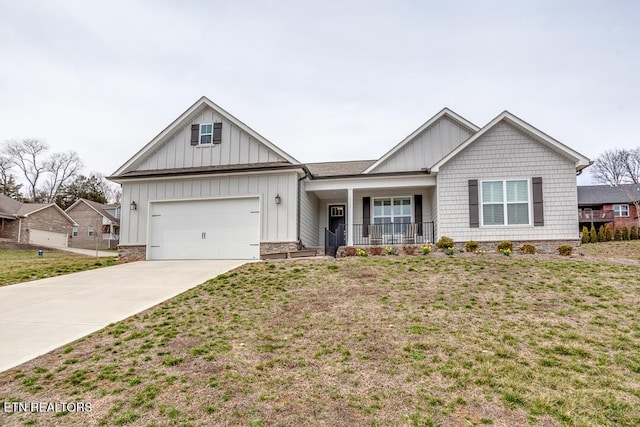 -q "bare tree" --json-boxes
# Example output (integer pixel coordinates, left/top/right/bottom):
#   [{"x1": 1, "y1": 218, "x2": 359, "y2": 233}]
[
  {"x1": 0, "y1": 155, "x2": 23, "y2": 199},
  {"x1": 623, "y1": 148, "x2": 640, "y2": 184},
  {"x1": 43, "y1": 151, "x2": 83, "y2": 202},
  {"x1": 3, "y1": 139, "x2": 49, "y2": 202},
  {"x1": 619, "y1": 184, "x2": 640, "y2": 231},
  {"x1": 591, "y1": 148, "x2": 629, "y2": 186}
]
